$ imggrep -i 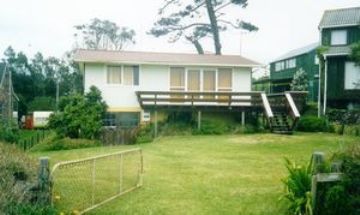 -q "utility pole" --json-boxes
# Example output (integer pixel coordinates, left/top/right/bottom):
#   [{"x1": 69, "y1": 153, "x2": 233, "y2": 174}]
[{"x1": 8, "y1": 64, "x2": 12, "y2": 126}]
